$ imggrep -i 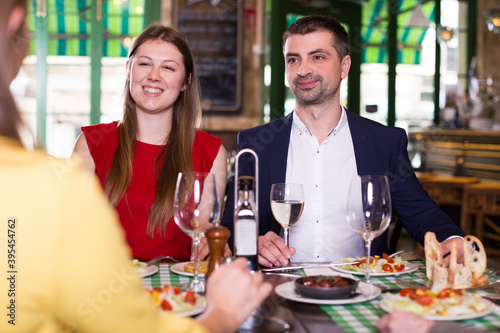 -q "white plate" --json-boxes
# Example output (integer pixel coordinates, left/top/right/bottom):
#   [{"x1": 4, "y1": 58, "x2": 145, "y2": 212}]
[
  {"x1": 331, "y1": 262, "x2": 419, "y2": 277},
  {"x1": 170, "y1": 262, "x2": 206, "y2": 277},
  {"x1": 275, "y1": 281, "x2": 381, "y2": 305},
  {"x1": 379, "y1": 296, "x2": 495, "y2": 321},
  {"x1": 170, "y1": 301, "x2": 206, "y2": 317},
  {"x1": 137, "y1": 265, "x2": 159, "y2": 278},
  {"x1": 158, "y1": 297, "x2": 206, "y2": 317},
  {"x1": 175, "y1": 305, "x2": 205, "y2": 317}
]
